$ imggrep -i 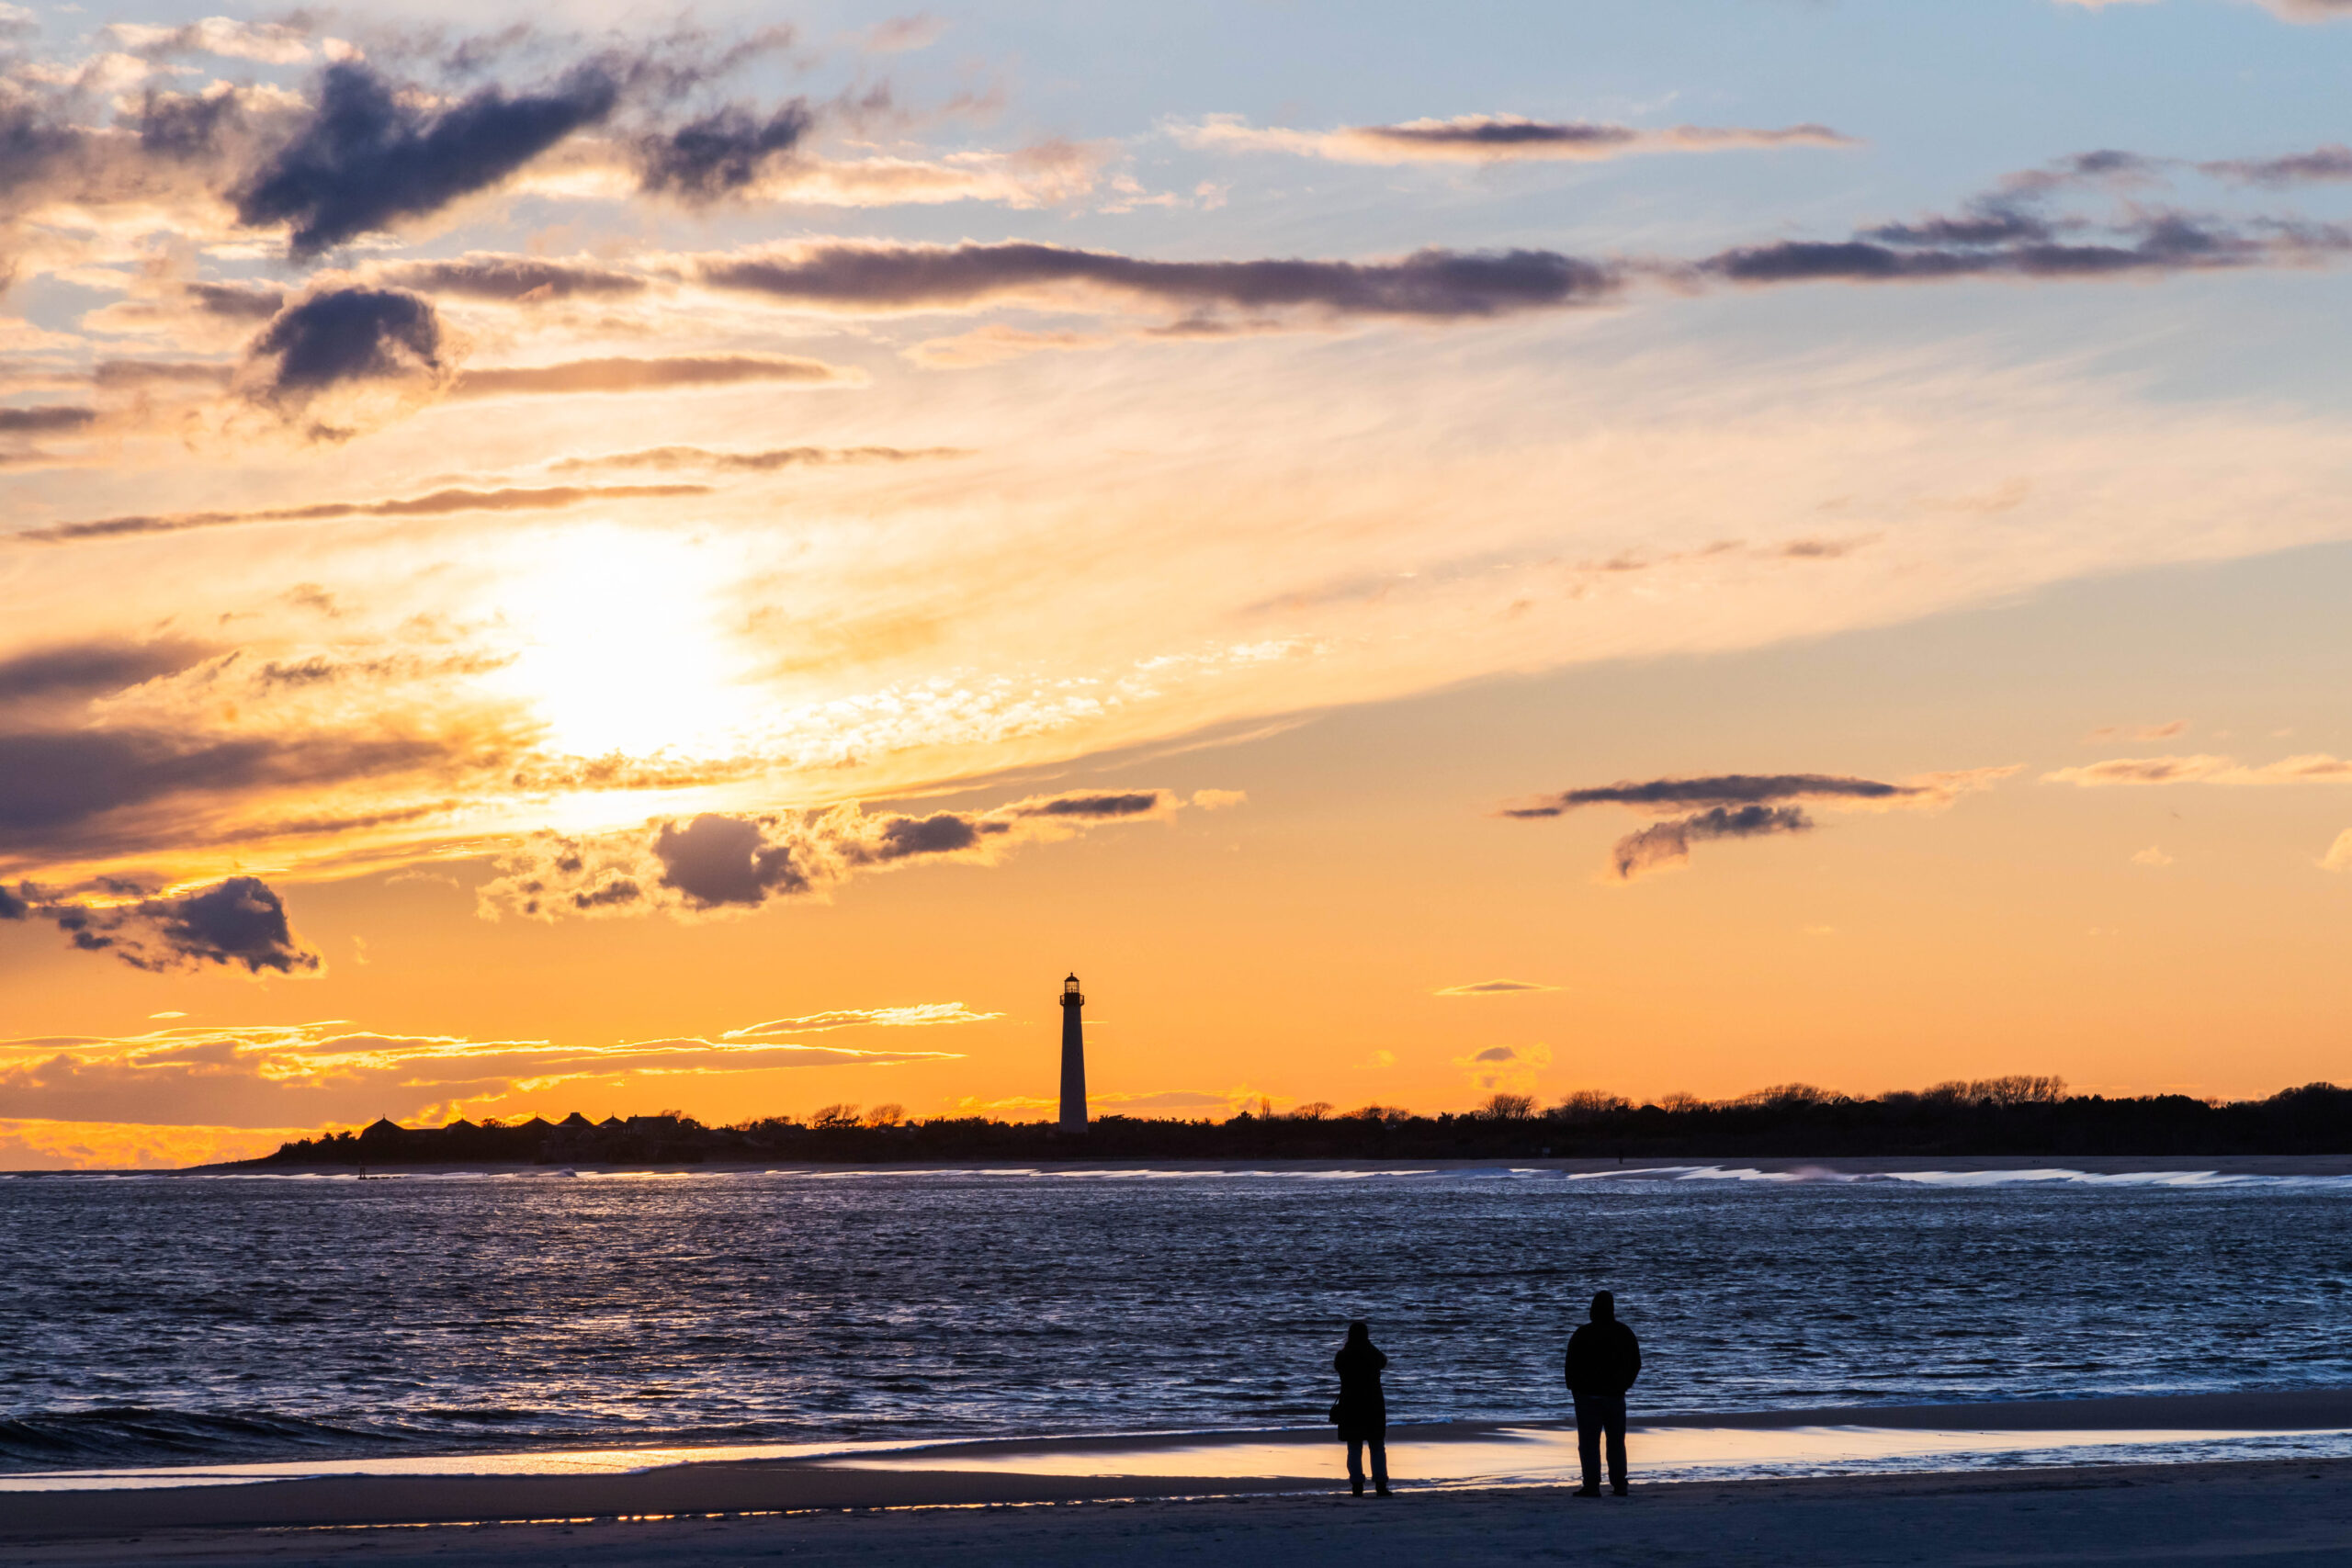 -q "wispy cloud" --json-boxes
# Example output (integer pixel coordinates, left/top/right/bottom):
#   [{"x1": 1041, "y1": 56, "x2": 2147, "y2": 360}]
[
  {"x1": 1509, "y1": 768, "x2": 2015, "y2": 880},
  {"x1": 20, "y1": 485, "x2": 711, "y2": 544},
  {"x1": 1700, "y1": 148, "x2": 2352, "y2": 288},
  {"x1": 0, "y1": 1018, "x2": 964, "y2": 1146},
  {"x1": 720, "y1": 1003, "x2": 1001, "y2": 1038},
  {"x1": 696, "y1": 239, "x2": 1621, "y2": 322},
  {"x1": 1178, "y1": 112, "x2": 1855, "y2": 164},
  {"x1": 1434, "y1": 978, "x2": 1559, "y2": 996},
  {"x1": 450, "y1": 355, "x2": 856, "y2": 399},
  {"x1": 548, "y1": 446, "x2": 967, "y2": 475},
  {"x1": 2043, "y1": 753, "x2": 2352, "y2": 785},
  {"x1": 479, "y1": 787, "x2": 1188, "y2": 920},
  {"x1": 1455, "y1": 1041, "x2": 1551, "y2": 1094},
  {"x1": 2086, "y1": 718, "x2": 2188, "y2": 742}
]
